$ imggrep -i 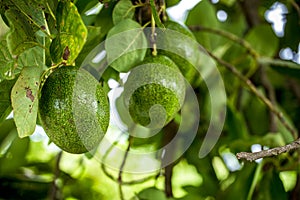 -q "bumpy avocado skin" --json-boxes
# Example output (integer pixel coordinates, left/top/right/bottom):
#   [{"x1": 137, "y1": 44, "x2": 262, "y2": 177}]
[
  {"x1": 129, "y1": 84, "x2": 180, "y2": 126},
  {"x1": 124, "y1": 55, "x2": 185, "y2": 127},
  {"x1": 39, "y1": 66, "x2": 109, "y2": 154}
]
